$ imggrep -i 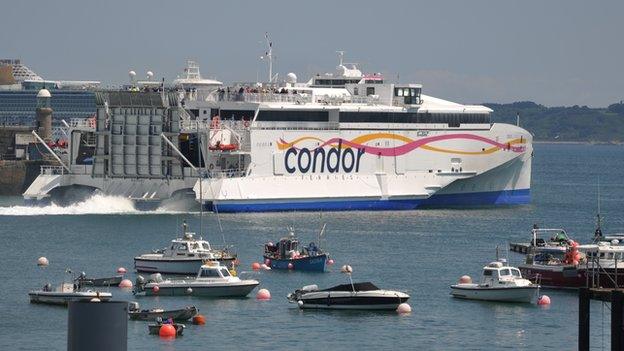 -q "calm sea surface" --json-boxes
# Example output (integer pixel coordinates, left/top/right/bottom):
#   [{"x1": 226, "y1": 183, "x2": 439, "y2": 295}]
[{"x1": 1, "y1": 143, "x2": 623, "y2": 350}]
